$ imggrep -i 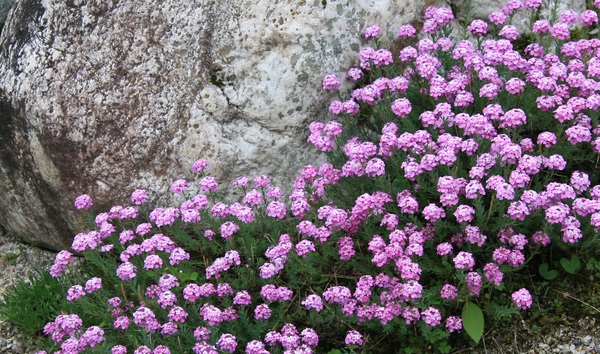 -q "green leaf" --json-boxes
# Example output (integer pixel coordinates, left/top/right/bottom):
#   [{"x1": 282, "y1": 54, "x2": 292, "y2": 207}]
[
  {"x1": 437, "y1": 341, "x2": 452, "y2": 354},
  {"x1": 462, "y1": 301, "x2": 484, "y2": 344},
  {"x1": 560, "y1": 256, "x2": 581, "y2": 274},
  {"x1": 539, "y1": 262, "x2": 559, "y2": 280}
]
